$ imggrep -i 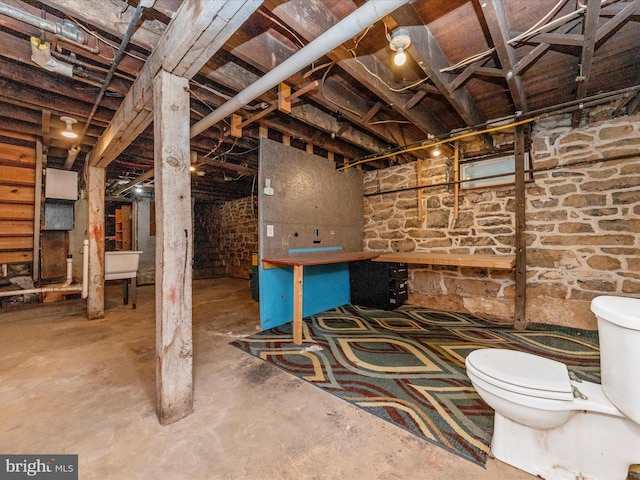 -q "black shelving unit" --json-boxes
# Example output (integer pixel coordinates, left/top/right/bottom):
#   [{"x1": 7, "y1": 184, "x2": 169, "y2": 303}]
[{"x1": 349, "y1": 259, "x2": 408, "y2": 310}]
